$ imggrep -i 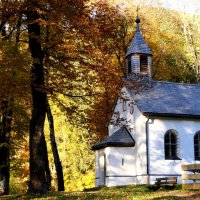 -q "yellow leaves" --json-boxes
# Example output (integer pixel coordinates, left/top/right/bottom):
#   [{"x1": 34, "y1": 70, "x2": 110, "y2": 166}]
[{"x1": 43, "y1": 103, "x2": 95, "y2": 191}]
